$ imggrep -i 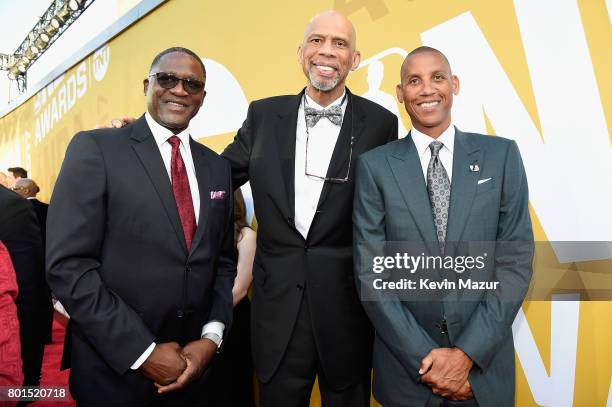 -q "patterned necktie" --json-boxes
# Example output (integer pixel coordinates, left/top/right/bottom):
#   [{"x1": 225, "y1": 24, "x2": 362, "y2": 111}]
[
  {"x1": 304, "y1": 105, "x2": 343, "y2": 128},
  {"x1": 167, "y1": 136, "x2": 196, "y2": 252},
  {"x1": 426, "y1": 141, "x2": 451, "y2": 250}
]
